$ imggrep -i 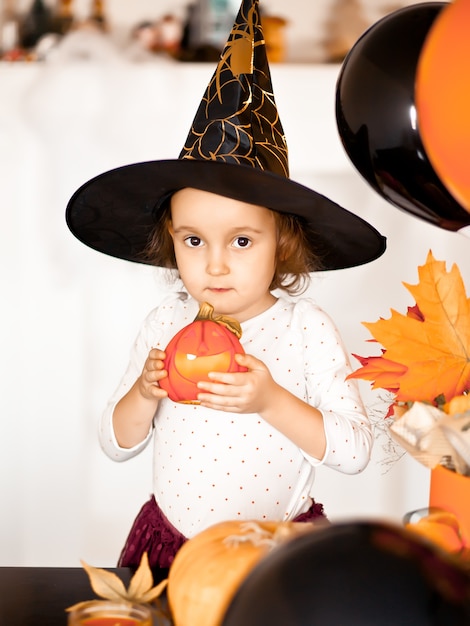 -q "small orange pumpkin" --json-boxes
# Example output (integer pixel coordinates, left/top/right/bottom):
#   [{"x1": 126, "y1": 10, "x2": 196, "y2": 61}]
[
  {"x1": 405, "y1": 510, "x2": 464, "y2": 554},
  {"x1": 166, "y1": 520, "x2": 315, "y2": 626},
  {"x1": 443, "y1": 393, "x2": 470, "y2": 415},
  {"x1": 159, "y1": 302, "x2": 247, "y2": 403}
]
